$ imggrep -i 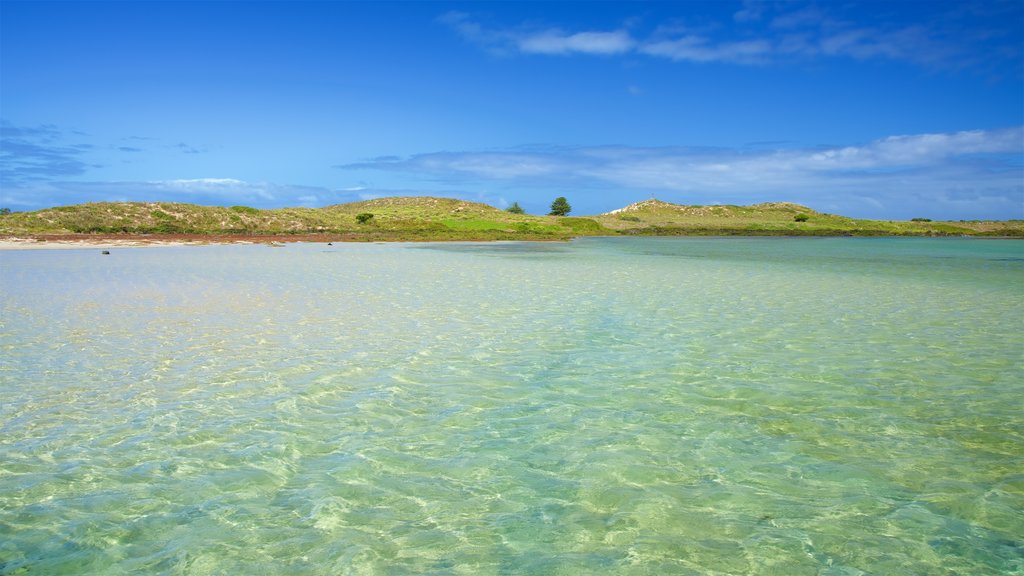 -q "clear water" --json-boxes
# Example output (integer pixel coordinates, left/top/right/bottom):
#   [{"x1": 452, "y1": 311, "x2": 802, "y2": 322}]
[{"x1": 1, "y1": 237, "x2": 1022, "y2": 575}]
